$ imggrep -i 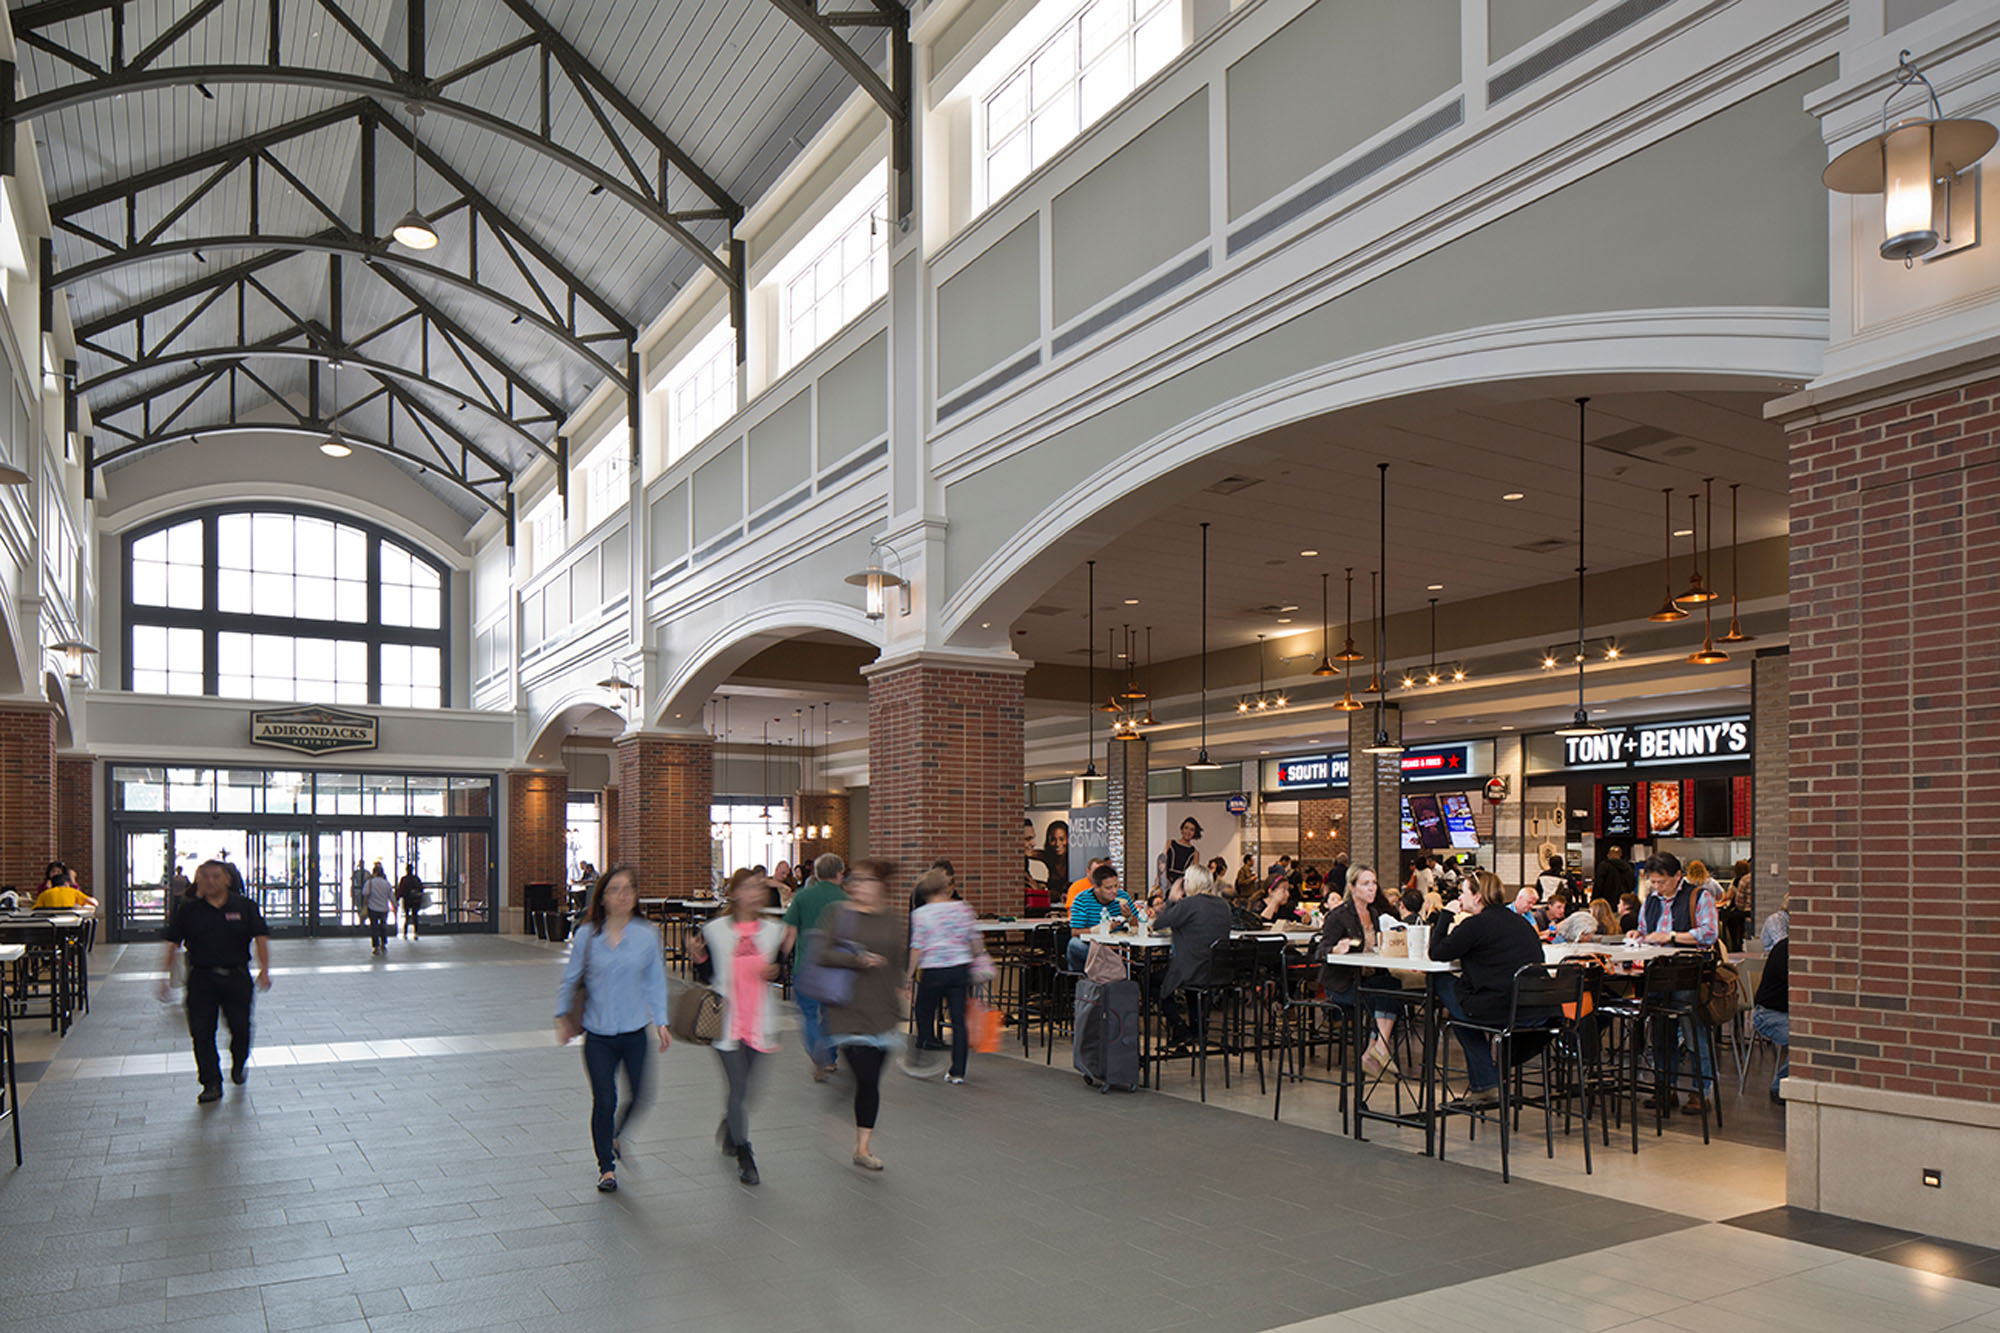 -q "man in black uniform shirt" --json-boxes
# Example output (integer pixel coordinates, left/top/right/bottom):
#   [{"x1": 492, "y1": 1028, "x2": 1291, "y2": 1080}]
[{"x1": 158, "y1": 860, "x2": 272, "y2": 1103}]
